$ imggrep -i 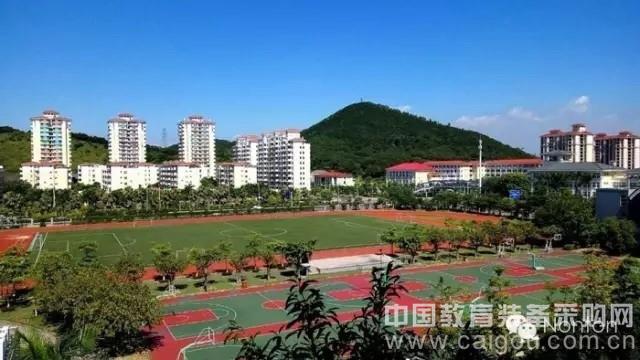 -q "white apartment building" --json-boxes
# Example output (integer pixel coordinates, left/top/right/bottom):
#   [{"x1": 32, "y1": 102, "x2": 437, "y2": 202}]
[
  {"x1": 20, "y1": 162, "x2": 70, "y2": 190},
  {"x1": 179, "y1": 115, "x2": 216, "y2": 175},
  {"x1": 108, "y1": 113, "x2": 147, "y2": 163},
  {"x1": 216, "y1": 162, "x2": 258, "y2": 188},
  {"x1": 540, "y1": 123, "x2": 595, "y2": 163},
  {"x1": 78, "y1": 164, "x2": 107, "y2": 186},
  {"x1": 595, "y1": 131, "x2": 640, "y2": 170},
  {"x1": 28, "y1": 110, "x2": 72, "y2": 166},
  {"x1": 233, "y1": 135, "x2": 260, "y2": 166},
  {"x1": 103, "y1": 163, "x2": 158, "y2": 191},
  {"x1": 158, "y1": 161, "x2": 207, "y2": 189},
  {"x1": 21, "y1": 110, "x2": 72, "y2": 189},
  {"x1": 257, "y1": 130, "x2": 311, "y2": 190},
  {"x1": 311, "y1": 170, "x2": 355, "y2": 186}
]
